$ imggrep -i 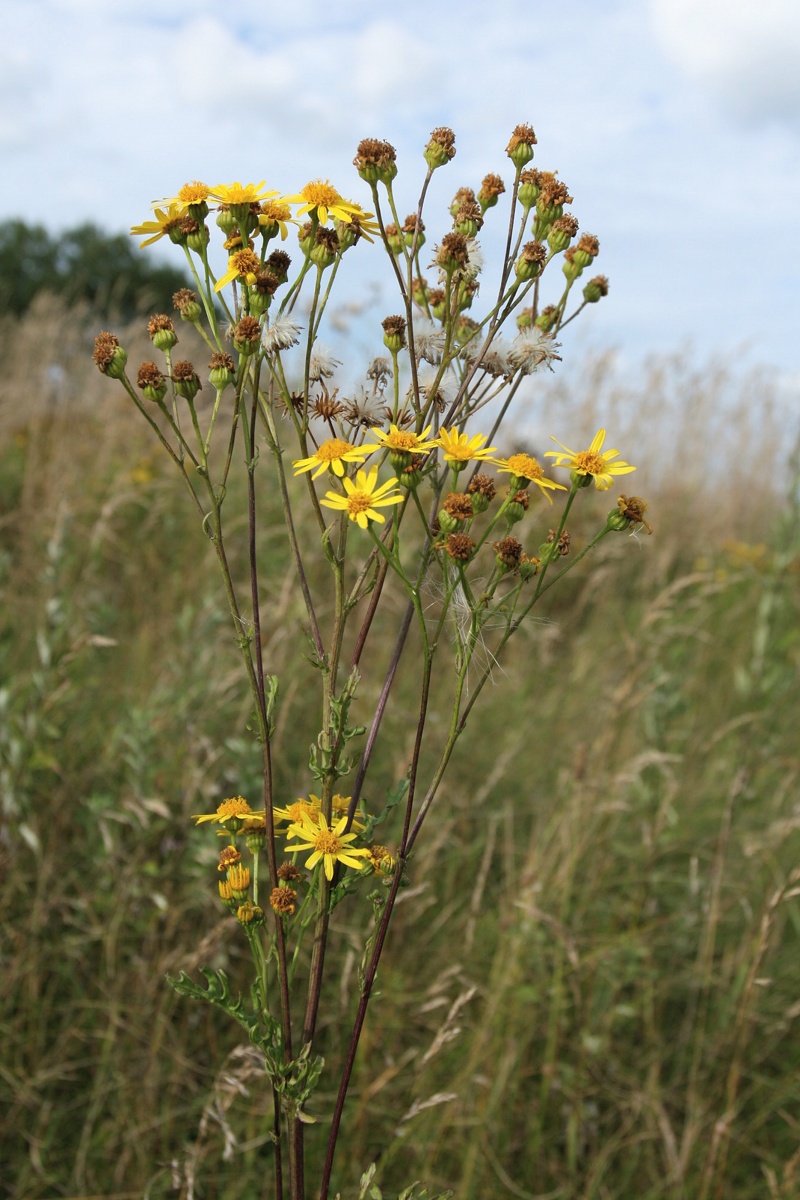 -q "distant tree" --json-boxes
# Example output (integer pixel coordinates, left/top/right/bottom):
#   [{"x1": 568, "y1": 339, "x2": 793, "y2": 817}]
[{"x1": 0, "y1": 220, "x2": 190, "y2": 319}]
